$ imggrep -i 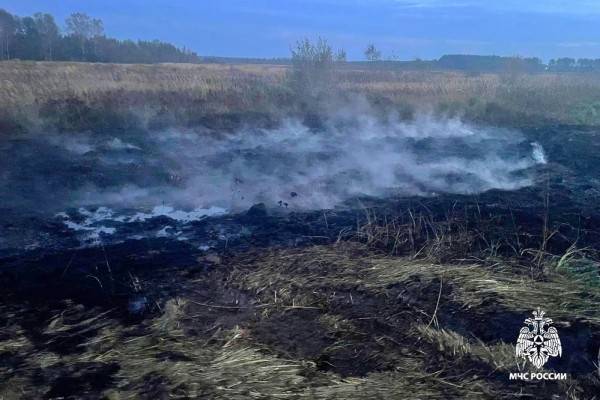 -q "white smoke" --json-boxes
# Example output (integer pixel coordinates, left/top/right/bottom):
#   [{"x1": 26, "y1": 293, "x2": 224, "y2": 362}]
[
  {"x1": 74, "y1": 115, "x2": 544, "y2": 211},
  {"x1": 531, "y1": 142, "x2": 548, "y2": 164},
  {"x1": 2, "y1": 113, "x2": 546, "y2": 214}
]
